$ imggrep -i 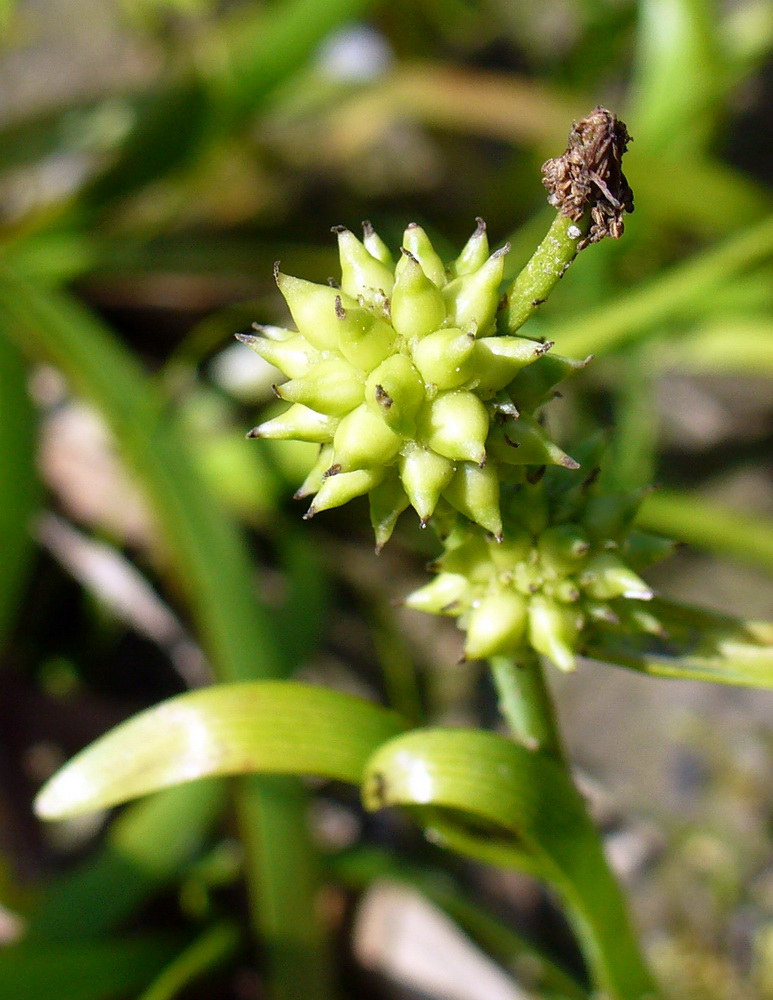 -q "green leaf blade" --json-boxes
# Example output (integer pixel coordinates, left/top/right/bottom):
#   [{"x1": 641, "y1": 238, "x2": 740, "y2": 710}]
[
  {"x1": 35, "y1": 682, "x2": 406, "y2": 820},
  {"x1": 362, "y1": 728, "x2": 658, "y2": 1000},
  {"x1": 590, "y1": 596, "x2": 773, "y2": 688}
]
